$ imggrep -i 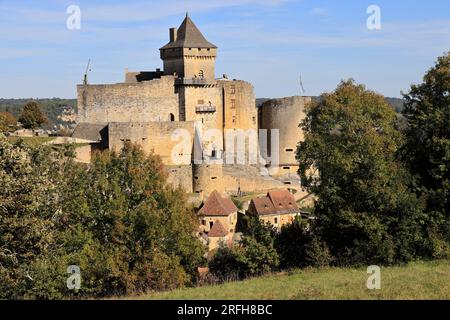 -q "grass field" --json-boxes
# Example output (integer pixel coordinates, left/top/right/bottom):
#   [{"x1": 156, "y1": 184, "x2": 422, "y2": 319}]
[{"x1": 131, "y1": 260, "x2": 450, "y2": 300}]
